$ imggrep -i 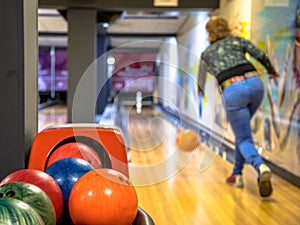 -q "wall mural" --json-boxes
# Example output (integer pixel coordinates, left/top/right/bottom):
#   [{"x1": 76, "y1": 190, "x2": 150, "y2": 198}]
[
  {"x1": 251, "y1": 0, "x2": 300, "y2": 176},
  {"x1": 231, "y1": 12, "x2": 251, "y2": 39}
]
